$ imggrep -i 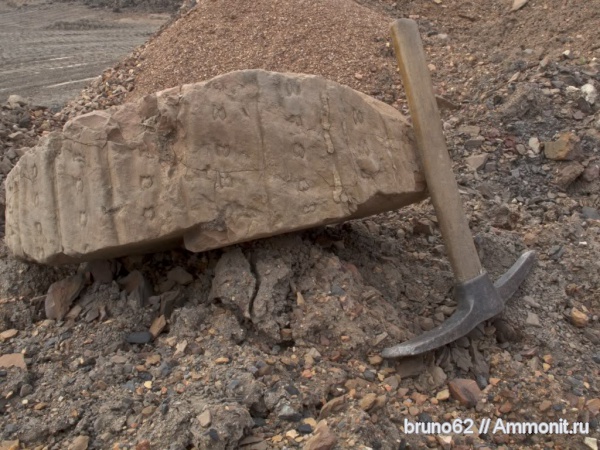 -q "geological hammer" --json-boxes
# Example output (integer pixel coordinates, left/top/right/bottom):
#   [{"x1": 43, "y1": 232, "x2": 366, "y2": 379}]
[{"x1": 381, "y1": 19, "x2": 535, "y2": 358}]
